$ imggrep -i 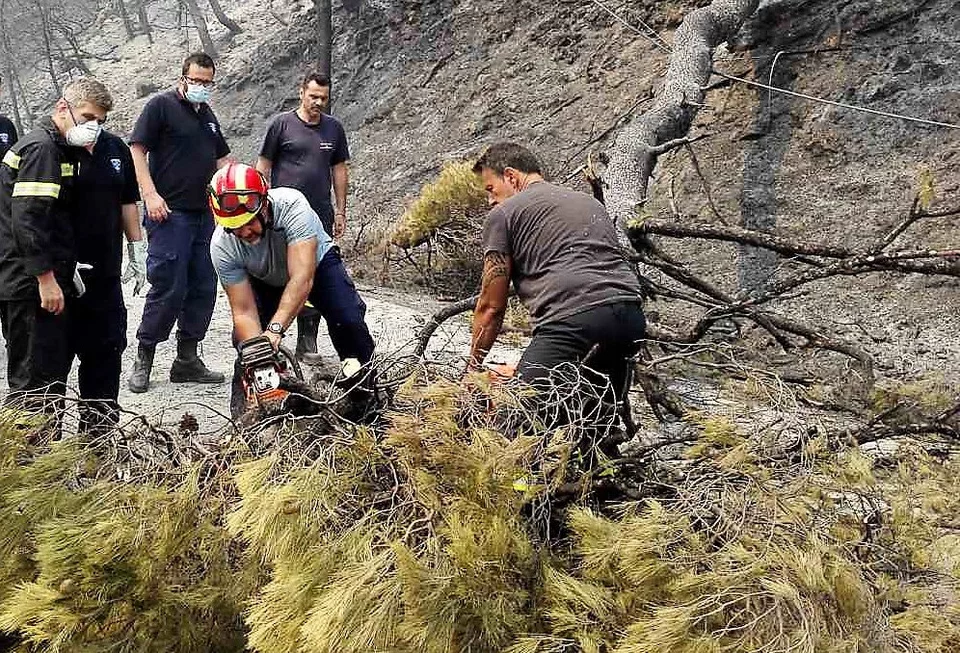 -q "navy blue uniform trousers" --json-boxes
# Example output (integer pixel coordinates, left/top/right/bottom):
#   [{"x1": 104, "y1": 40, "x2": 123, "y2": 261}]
[
  {"x1": 137, "y1": 210, "x2": 217, "y2": 346},
  {"x1": 70, "y1": 276, "x2": 126, "y2": 433},
  {"x1": 230, "y1": 248, "x2": 375, "y2": 415}
]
